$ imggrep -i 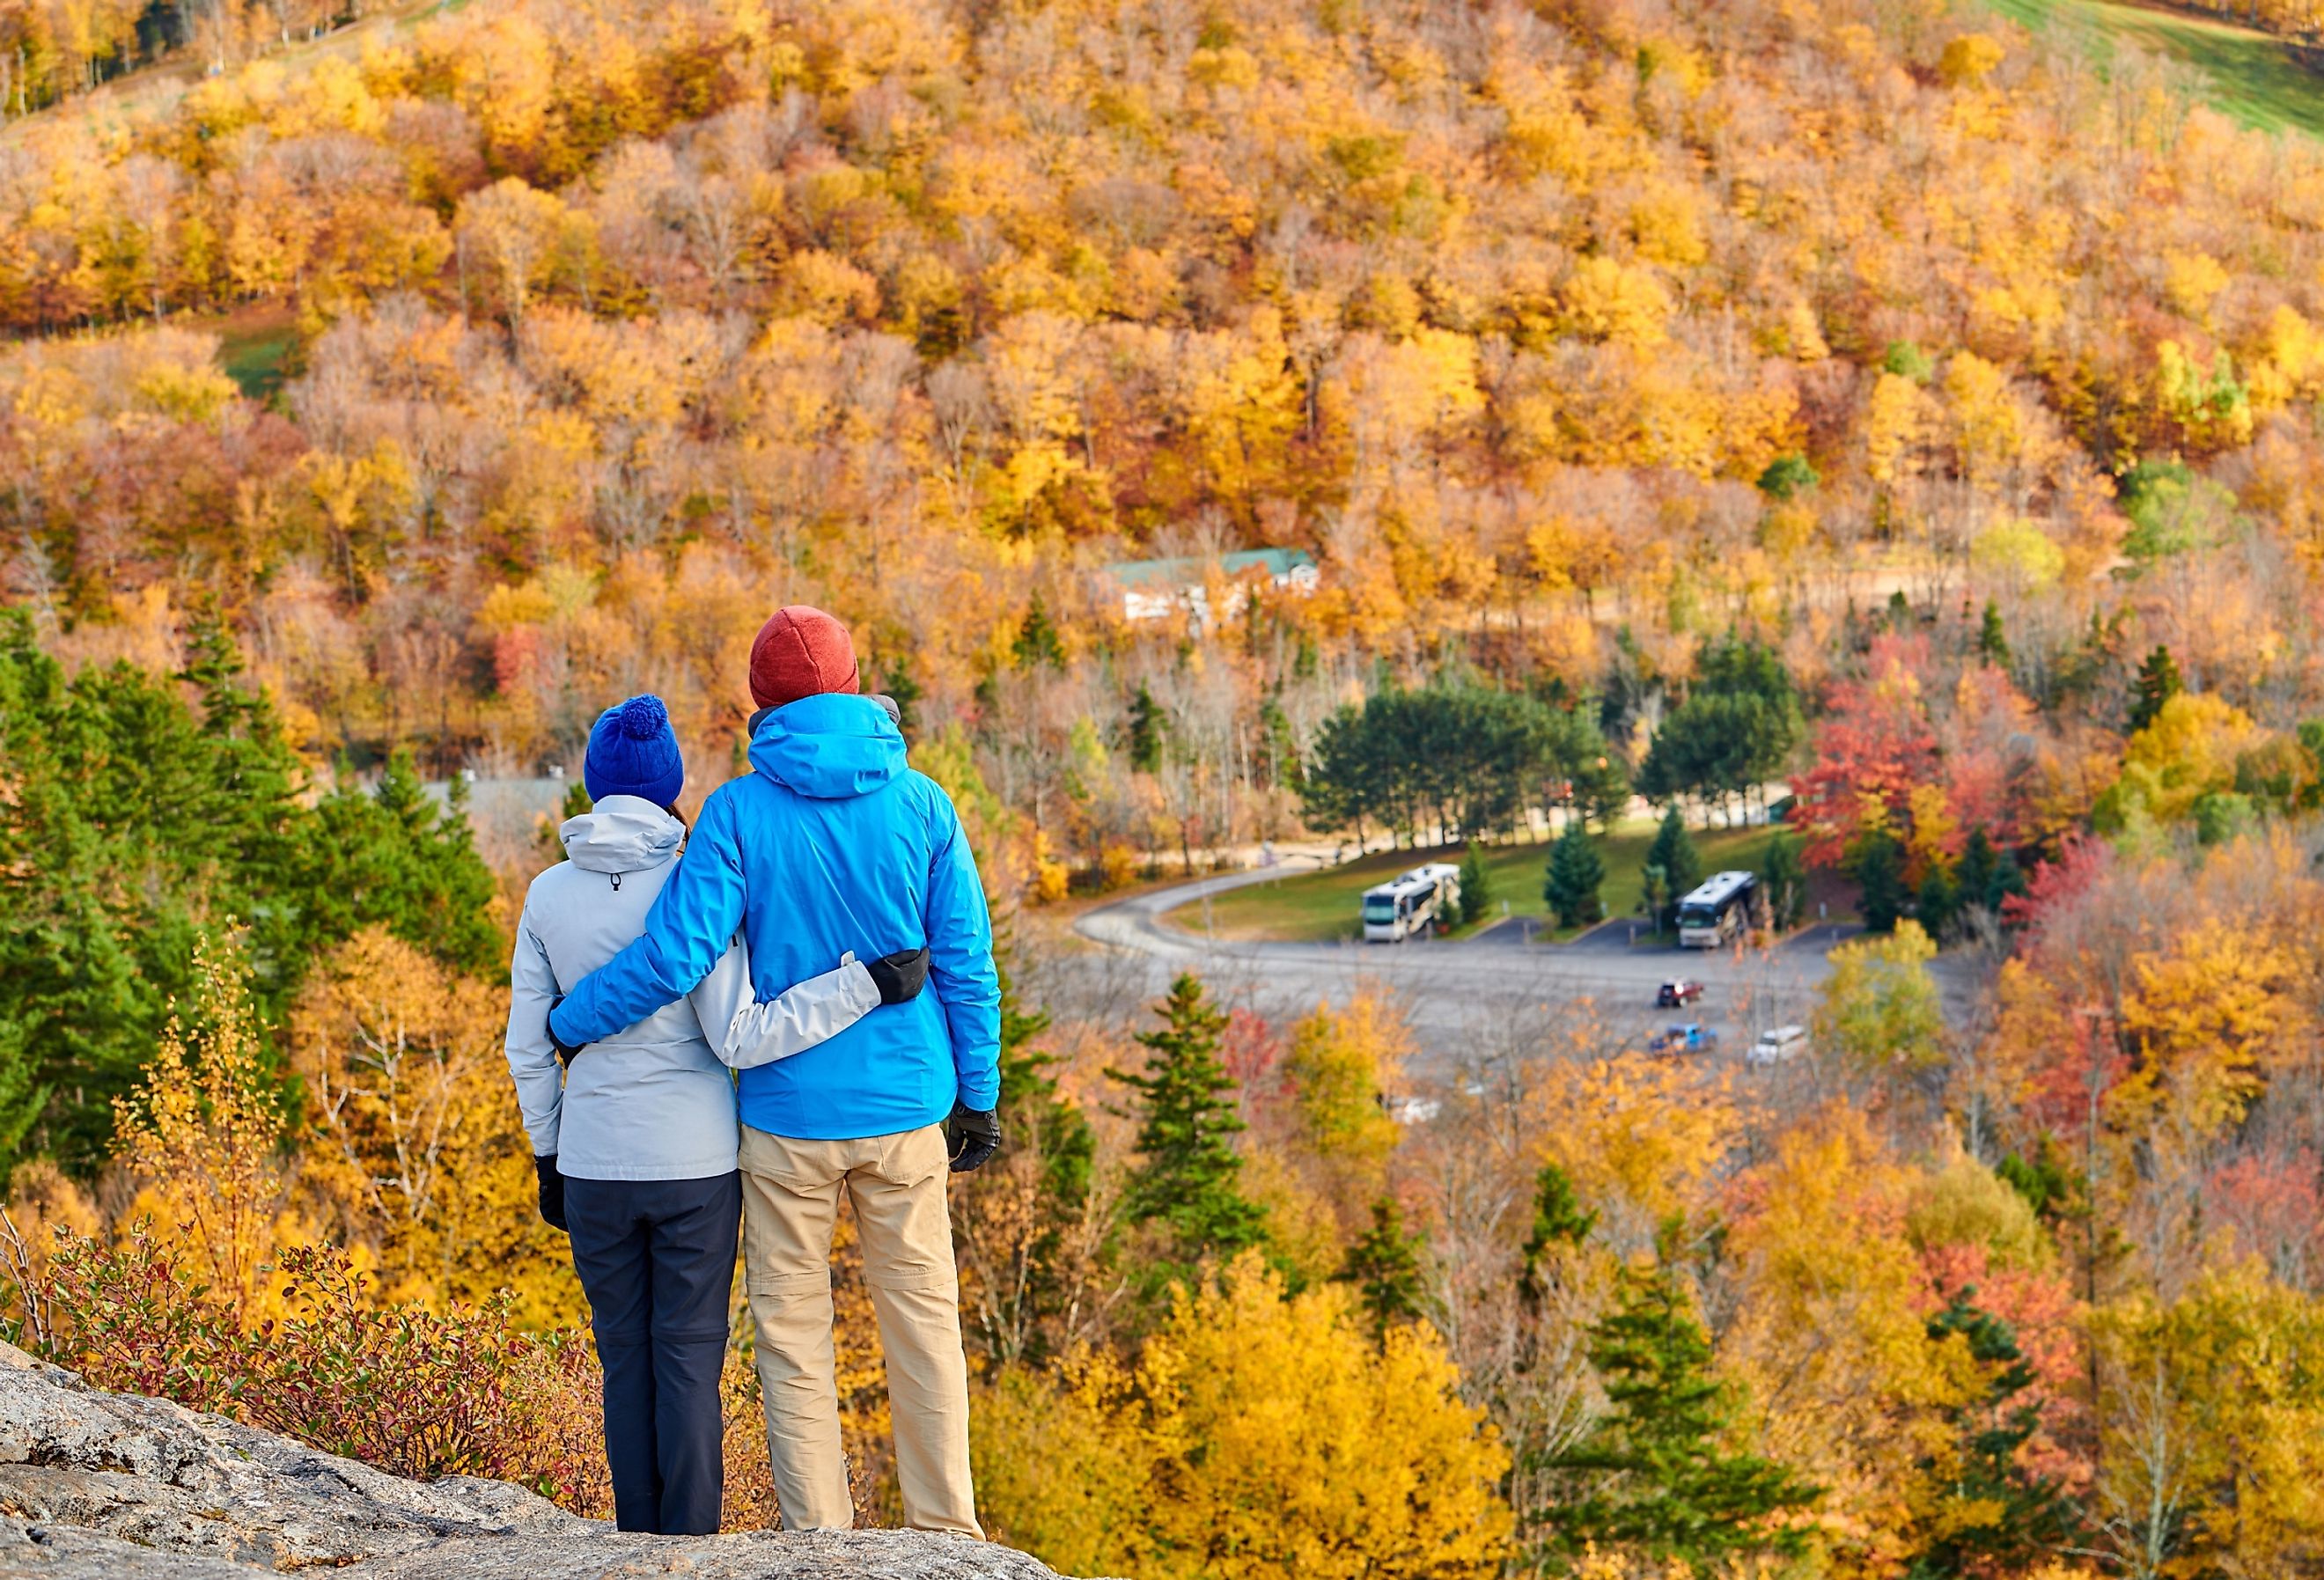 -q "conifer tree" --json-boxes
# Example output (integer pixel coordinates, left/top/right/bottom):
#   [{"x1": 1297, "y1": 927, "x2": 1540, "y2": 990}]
[
  {"x1": 879, "y1": 654, "x2": 923, "y2": 735},
  {"x1": 1519, "y1": 1163, "x2": 1599, "y2": 1309},
  {"x1": 1108, "y1": 974, "x2": 1268, "y2": 1275},
  {"x1": 1977, "y1": 600, "x2": 2011, "y2": 670},
  {"x1": 1760, "y1": 832, "x2": 1807, "y2": 930},
  {"x1": 1644, "y1": 806, "x2": 1701, "y2": 931},
  {"x1": 303, "y1": 752, "x2": 503, "y2": 977},
  {"x1": 1916, "y1": 863, "x2": 1959, "y2": 941},
  {"x1": 1013, "y1": 595, "x2": 1067, "y2": 669},
  {"x1": 1127, "y1": 682, "x2": 1164, "y2": 773},
  {"x1": 2129, "y1": 644, "x2": 2182, "y2": 732},
  {"x1": 1338, "y1": 1196, "x2": 1428, "y2": 1343},
  {"x1": 1851, "y1": 830, "x2": 1908, "y2": 934},
  {"x1": 1950, "y1": 827, "x2": 2004, "y2": 923},
  {"x1": 1533, "y1": 1256, "x2": 1820, "y2": 1565},
  {"x1": 1543, "y1": 819, "x2": 1606, "y2": 930},
  {"x1": 1456, "y1": 841, "x2": 1492, "y2": 928},
  {"x1": 1257, "y1": 694, "x2": 1301, "y2": 791},
  {"x1": 1904, "y1": 1290, "x2": 2079, "y2": 1576}
]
